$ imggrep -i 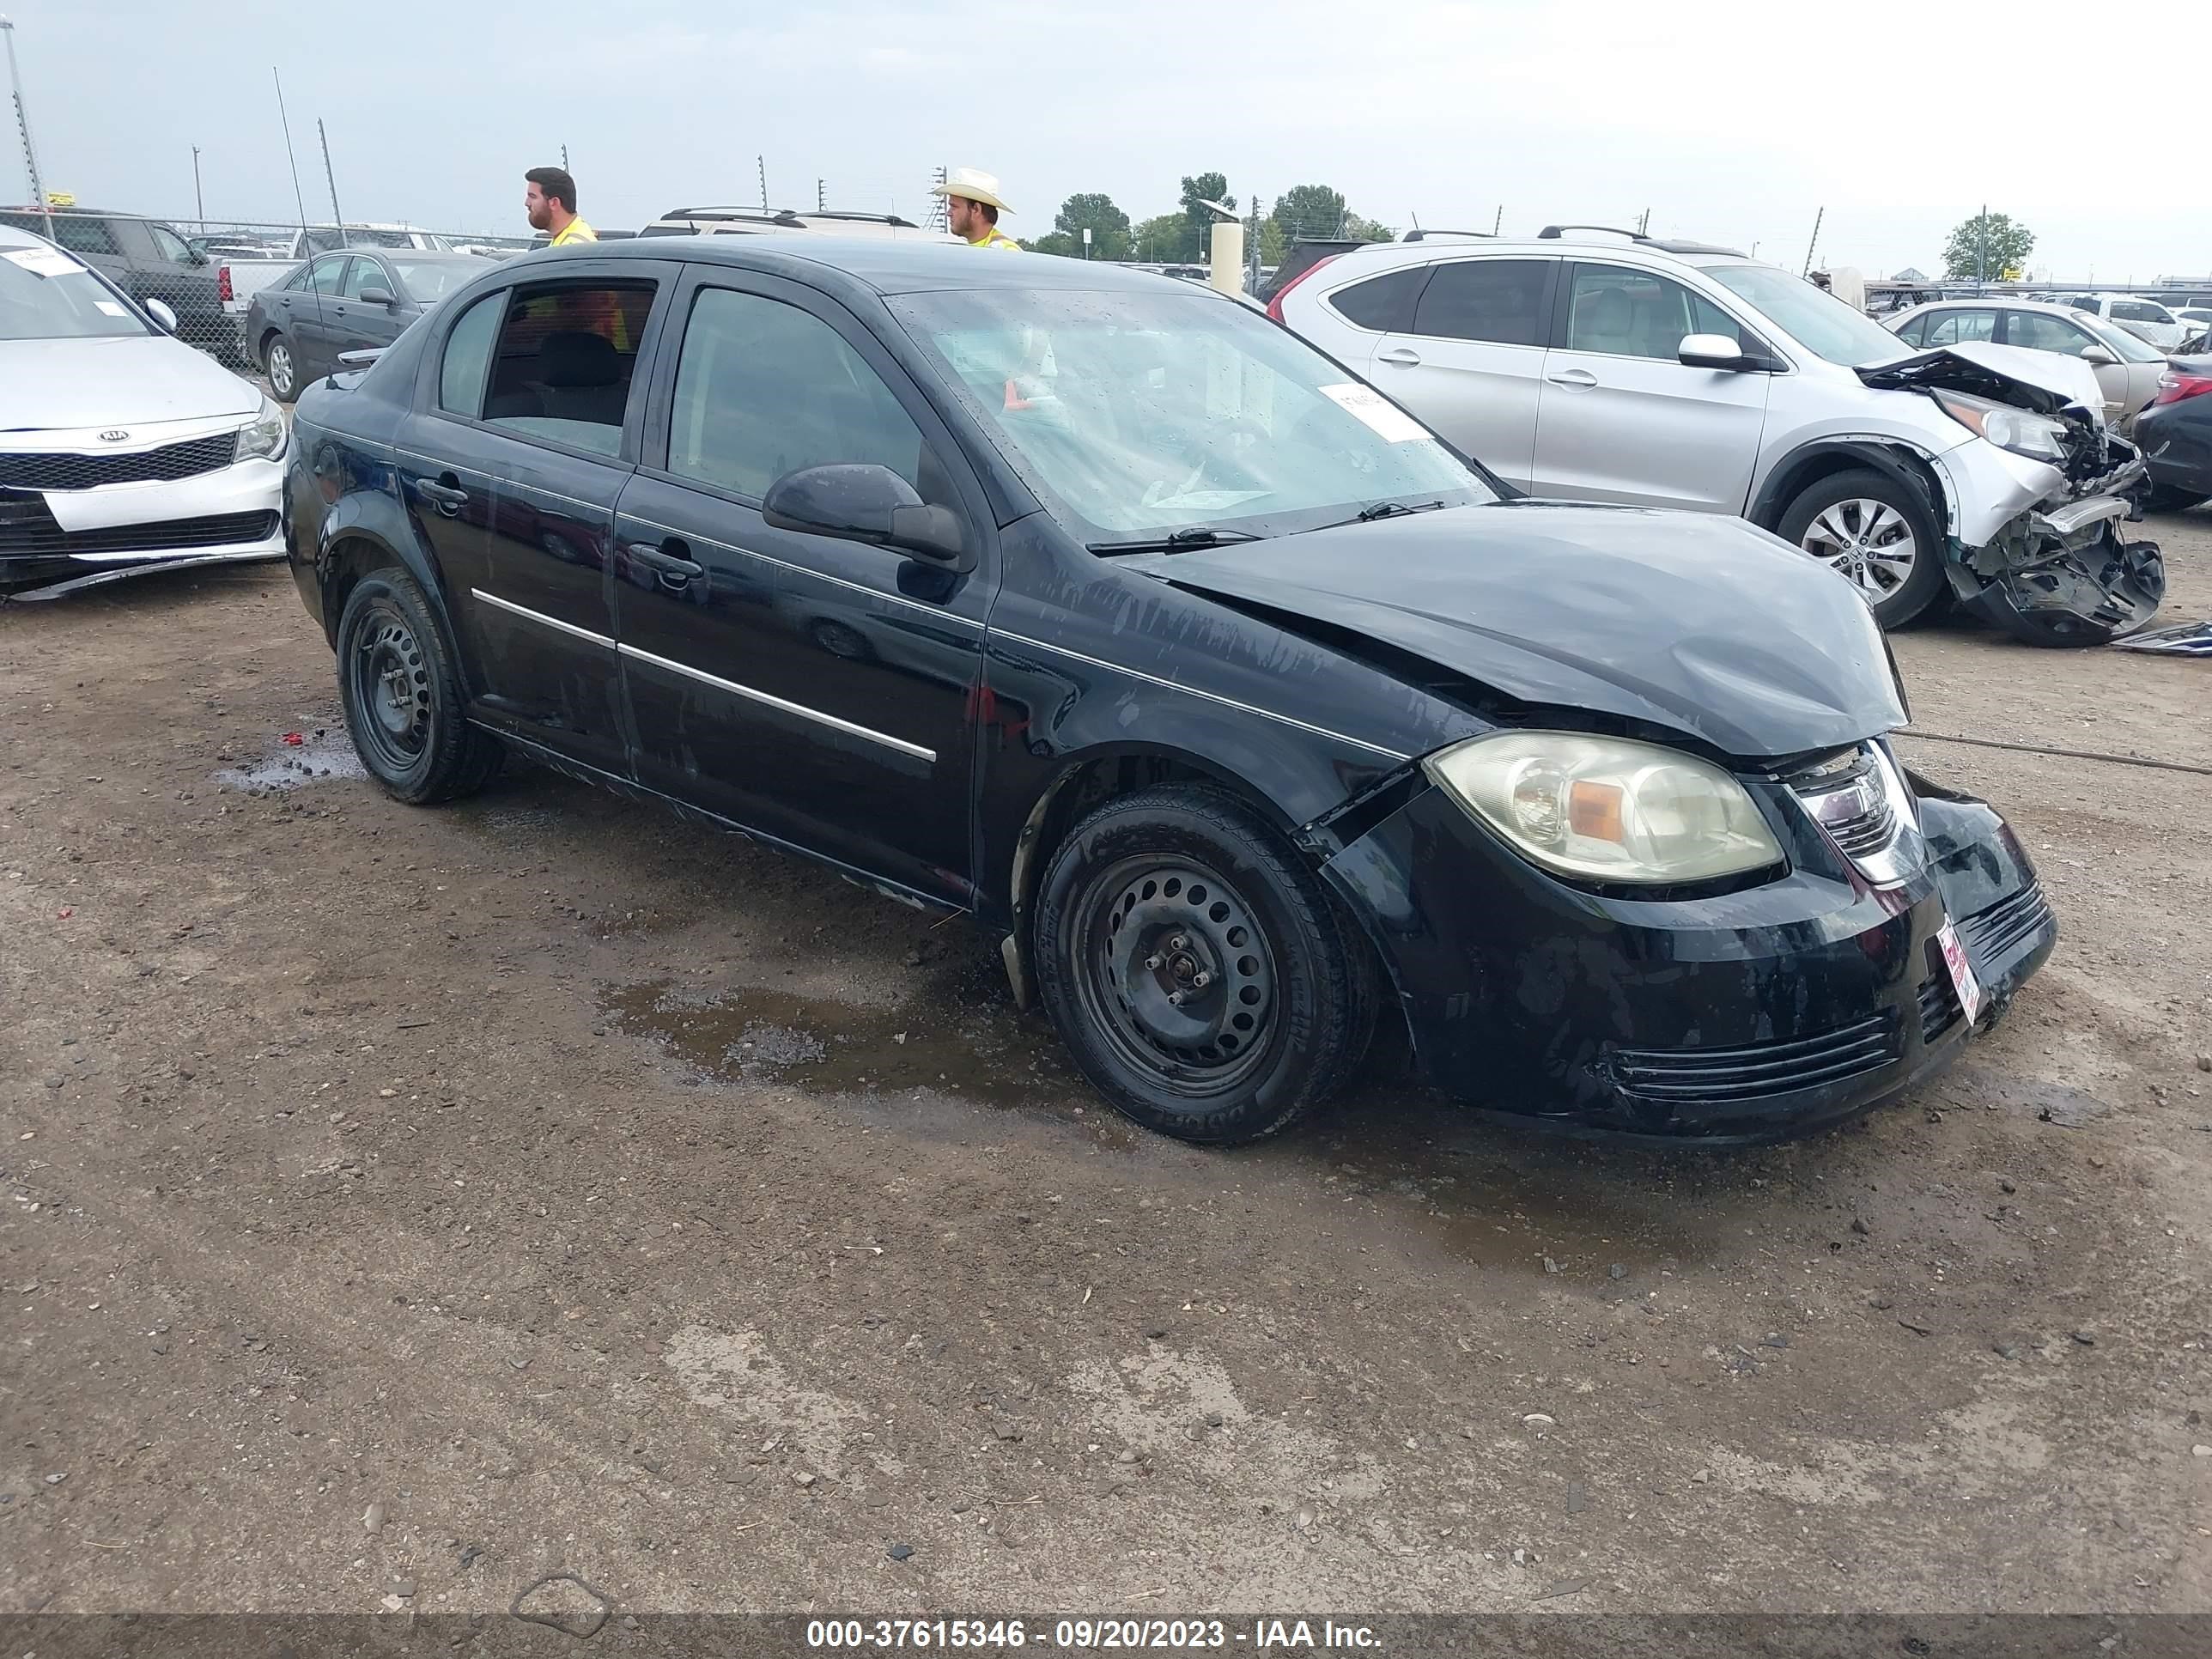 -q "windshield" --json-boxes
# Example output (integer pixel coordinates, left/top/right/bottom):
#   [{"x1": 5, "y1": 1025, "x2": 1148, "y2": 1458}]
[
  {"x1": 392, "y1": 259, "x2": 473, "y2": 302},
  {"x1": 0, "y1": 244, "x2": 149, "y2": 340},
  {"x1": 887, "y1": 285, "x2": 1493, "y2": 543},
  {"x1": 2077, "y1": 313, "x2": 2168, "y2": 364},
  {"x1": 1704, "y1": 263, "x2": 1915, "y2": 368}
]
